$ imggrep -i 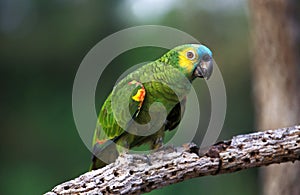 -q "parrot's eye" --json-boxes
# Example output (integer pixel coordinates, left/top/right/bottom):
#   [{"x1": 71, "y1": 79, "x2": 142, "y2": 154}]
[{"x1": 186, "y1": 50, "x2": 196, "y2": 60}]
